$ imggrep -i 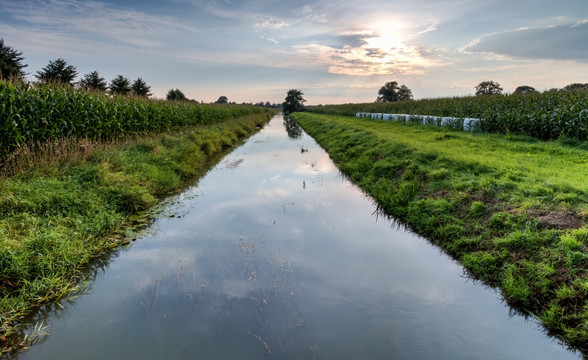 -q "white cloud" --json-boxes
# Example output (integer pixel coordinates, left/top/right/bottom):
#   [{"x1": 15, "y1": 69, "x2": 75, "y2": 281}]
[{"x1": 255, "y1": 17, "x2": 290, "y2": 29}]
